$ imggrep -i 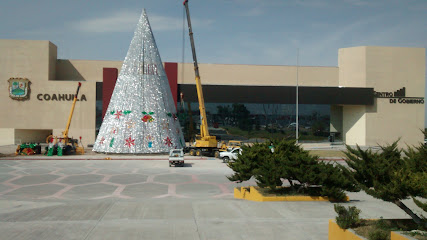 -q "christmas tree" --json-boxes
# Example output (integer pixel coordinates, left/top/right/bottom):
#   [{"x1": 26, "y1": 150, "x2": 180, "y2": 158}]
[{"x1": 93, "y1": 9, "x2": 184, "y2": 154}]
